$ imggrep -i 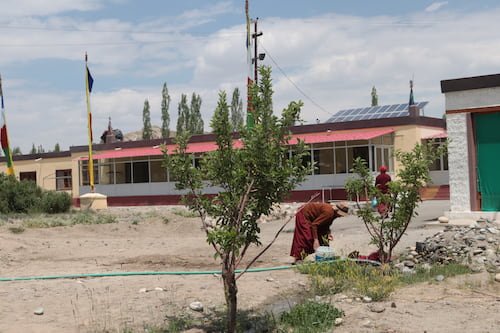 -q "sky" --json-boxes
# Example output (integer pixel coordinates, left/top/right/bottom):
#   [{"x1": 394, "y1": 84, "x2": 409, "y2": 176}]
[{"x1": 1, "y1": 0, "x2": 500, "y2": 153}]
